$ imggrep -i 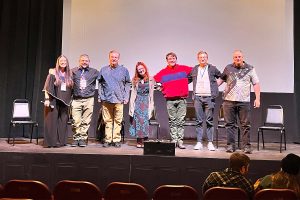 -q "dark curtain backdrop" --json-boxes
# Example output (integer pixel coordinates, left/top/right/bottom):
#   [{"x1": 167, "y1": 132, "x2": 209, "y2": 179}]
[
  {"x1": 294, "y1": 0, "x2": 300, "y2": 143},
  {"x1": 0, "y1": 0, "x2": 63, "y2": 137},
  {"x1": 295, "y1": 1, "x2": 300, "y2": 142}
]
